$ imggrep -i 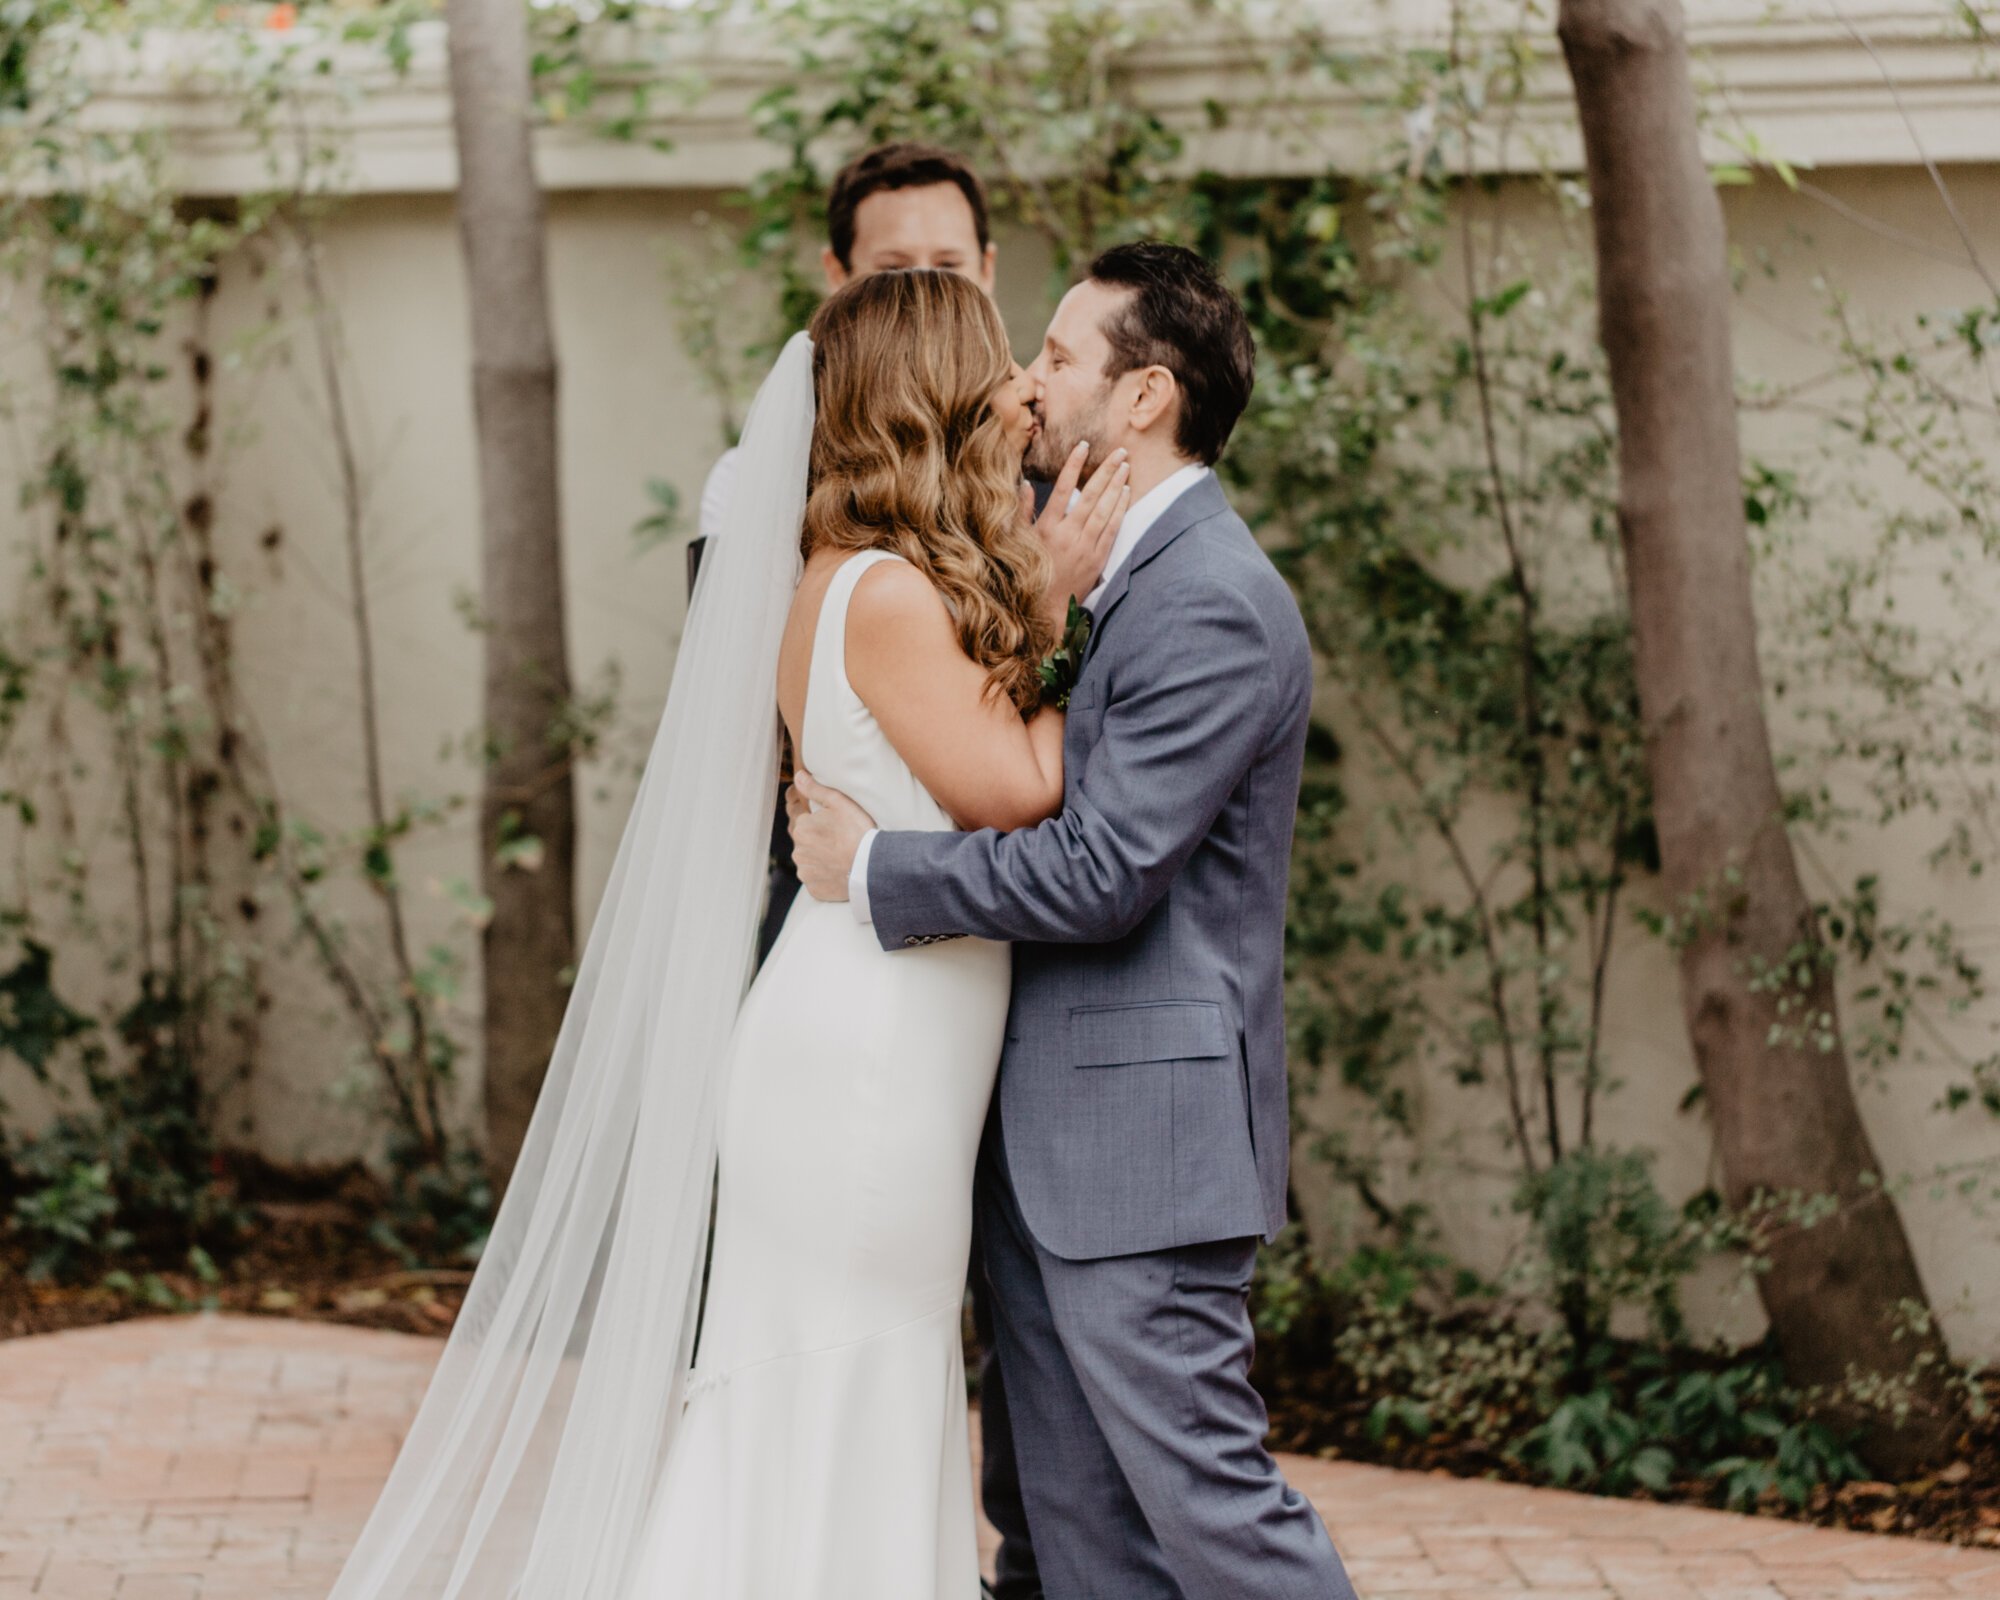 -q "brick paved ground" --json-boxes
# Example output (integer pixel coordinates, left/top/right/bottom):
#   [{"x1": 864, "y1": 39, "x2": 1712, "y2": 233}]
[{"x1": 1, "y1": 1314, "x2": 1997, "y2": 1599}]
